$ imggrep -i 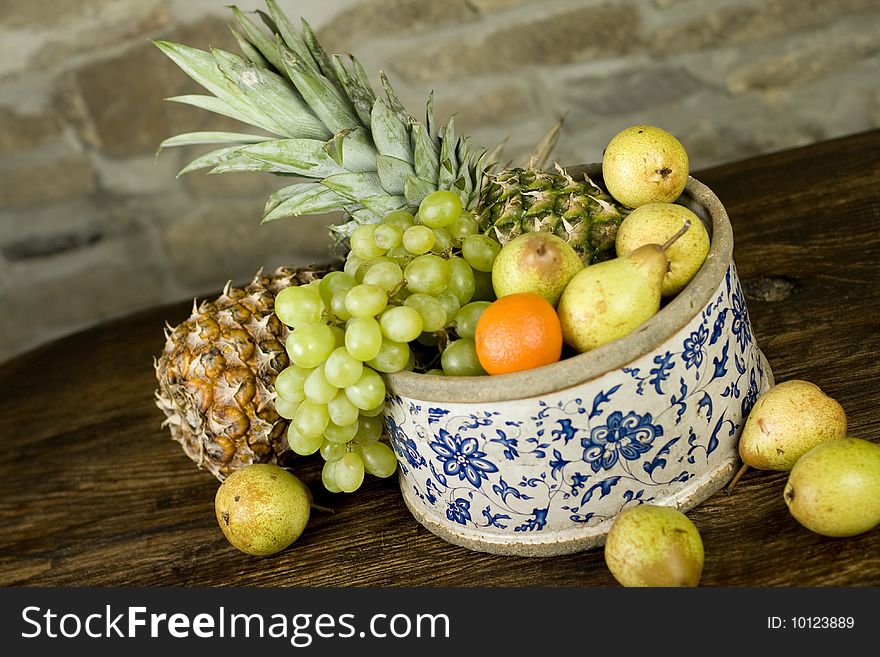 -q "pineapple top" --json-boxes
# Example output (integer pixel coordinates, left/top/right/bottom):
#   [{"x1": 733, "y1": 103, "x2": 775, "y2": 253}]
[{"x1": 155, "y1": 0, "x2": 494, "y2": 238}]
